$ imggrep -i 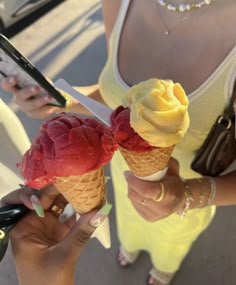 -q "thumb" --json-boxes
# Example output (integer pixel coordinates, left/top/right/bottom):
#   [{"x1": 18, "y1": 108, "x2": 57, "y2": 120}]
[
  {"x1": 59, "y1": 211, "x2": 97, "y2": 262},
  {"x1": 123, "y1": 171, "x2": 150, "y2": 193},
  {"x1": 59, "y1": 203, "x2": 112, "y2": 262},
  {"x1": 166, "y1": 158, "x2": 180, "y2": 176}
]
